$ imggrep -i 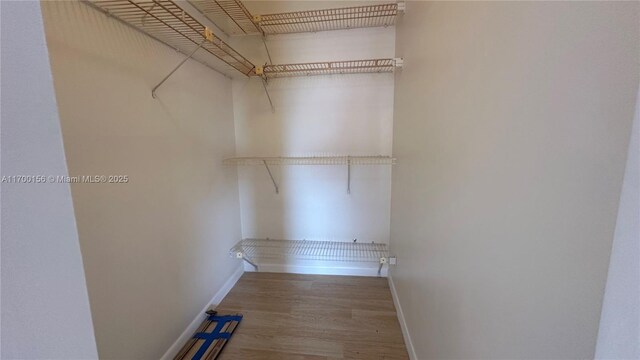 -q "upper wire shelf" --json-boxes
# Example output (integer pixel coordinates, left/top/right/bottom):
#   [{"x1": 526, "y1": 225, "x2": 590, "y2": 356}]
[
  {"x1": 257, "y1": 58, "x2": 401, "y2": 78},
  {"x1": 188, "y1": 0, "x2": 260, "y2": 36},
  {"x1": 223, "y1": 156, "x2": 397, "y2": 166},
  {"x1": 187, "y1": 1, "x2": 402, "y2": 36},
  {"x1": 255, "y1": 3, "x2": 401, "y2": 35},
  {"x1": 86, "y1": 0, "x2": 255, "y2": 76}
]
